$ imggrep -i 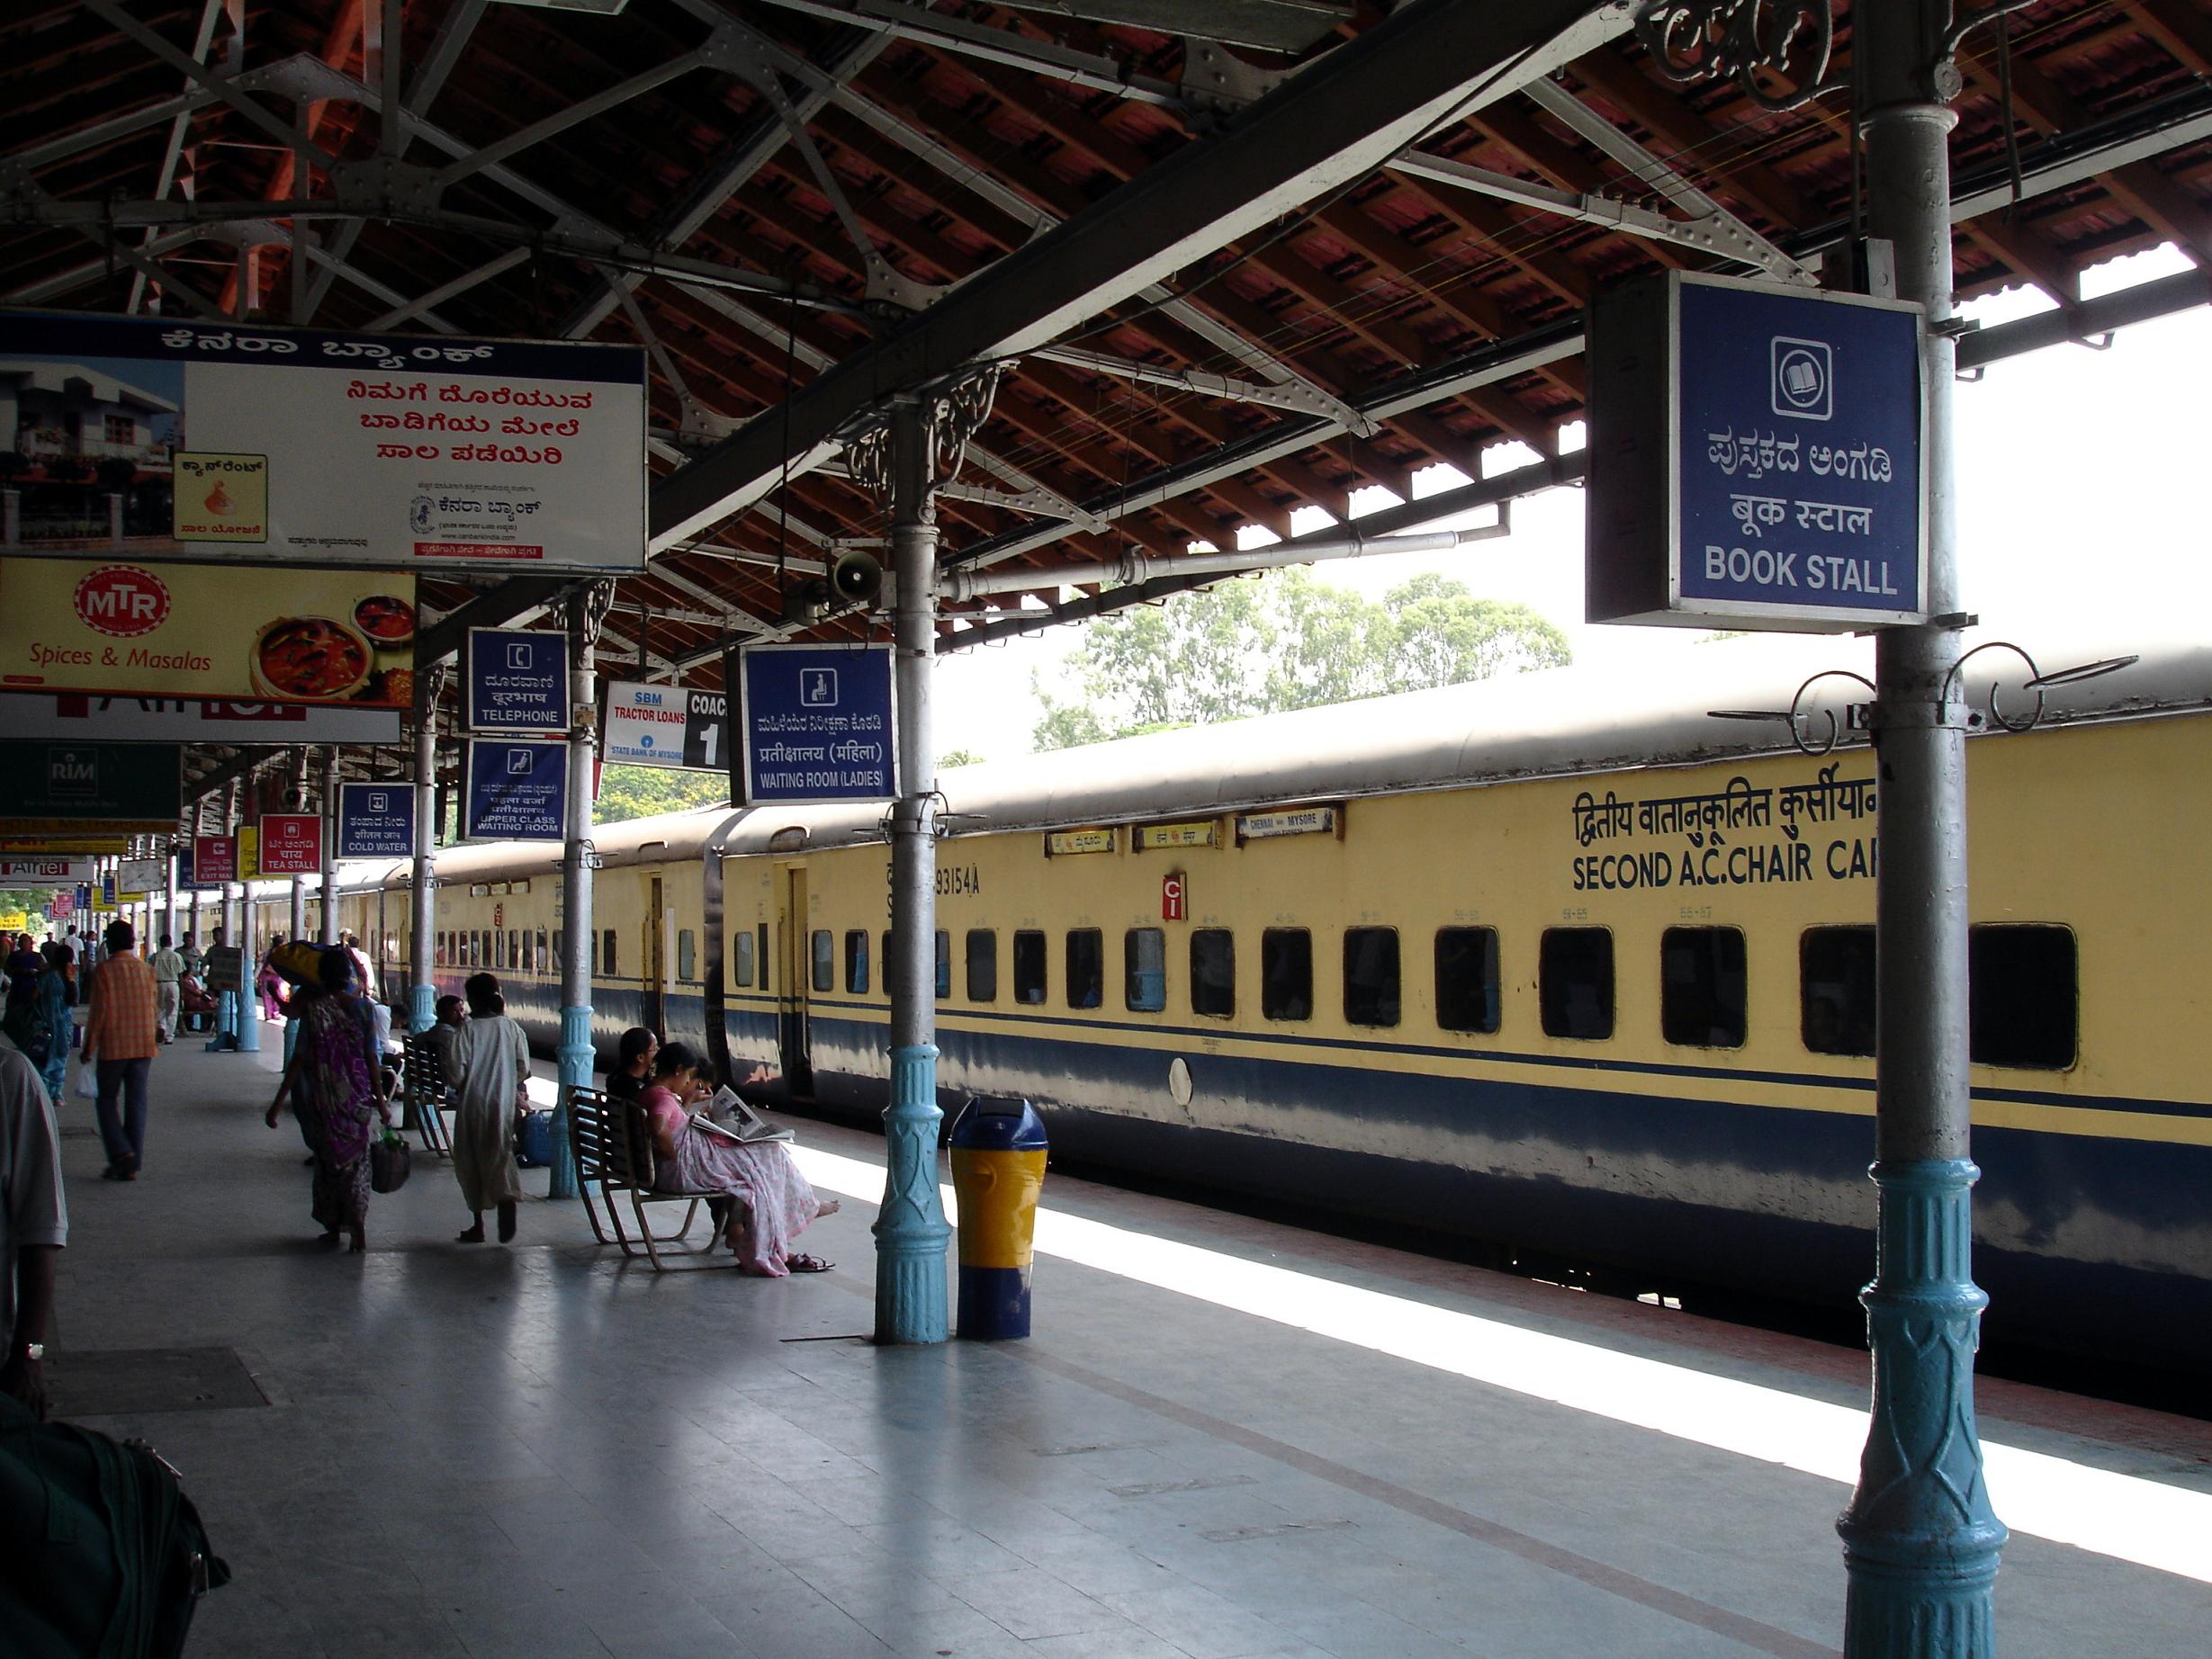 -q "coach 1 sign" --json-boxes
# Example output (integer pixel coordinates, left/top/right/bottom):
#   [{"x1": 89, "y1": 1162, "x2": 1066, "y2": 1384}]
[
  {"x1": 1585, "y1": 271, "x2": 1926, "y2": 632},
  {"x1": 1162, "y1": 874, "x2": 1187, "y2": 921}
]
